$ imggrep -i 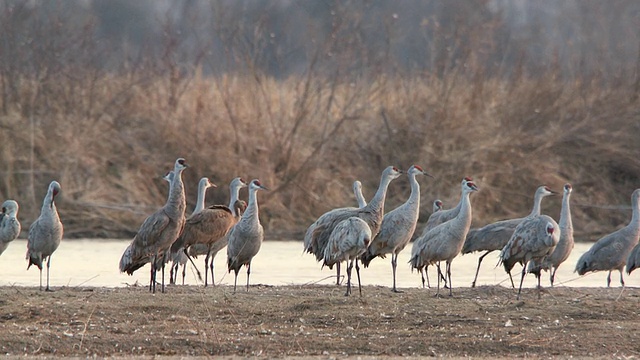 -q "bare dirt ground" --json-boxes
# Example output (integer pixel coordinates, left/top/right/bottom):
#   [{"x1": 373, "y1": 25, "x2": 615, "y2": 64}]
[{"x1": 0, "y1": 284, "x2": 638, "y2": 359}]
